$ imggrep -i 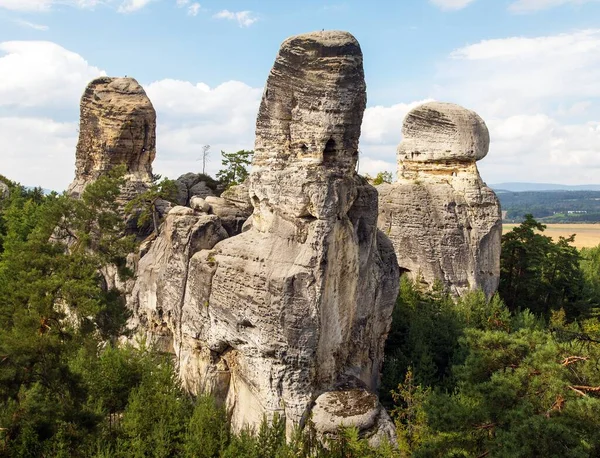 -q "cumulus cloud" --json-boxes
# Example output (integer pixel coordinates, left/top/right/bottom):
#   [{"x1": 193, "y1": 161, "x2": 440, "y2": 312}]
[
  {"x1": 509, "y1": 0, "x2": 599, "y2": 13},
  {"x1": 2, "y1": 28, "x2": 599, "y2": 190},
  {"x1": 0, "y1": 41, "x2": 104, "y2": 189},
  {"x1": 213, "y1": 9, "x2": 258, "y2": 27},
  {"x1": 429, "y1": 0, "x2": 477, "y2": 10},
  {"x1": 145, "y1": 79, "x2": 262, "y2": 179},
  {"x1": 0, "y1": 117, "x2": 78, "y2": 190},
  {"x1": 0, "y1": 39, "x2": 263, "y2": 190},
  {"x1": 0, "y1": 41, "x2": 105, "y2": 110},
  {"x1": 117, "y1": 0, "x2": 153, "y2": 13}
]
